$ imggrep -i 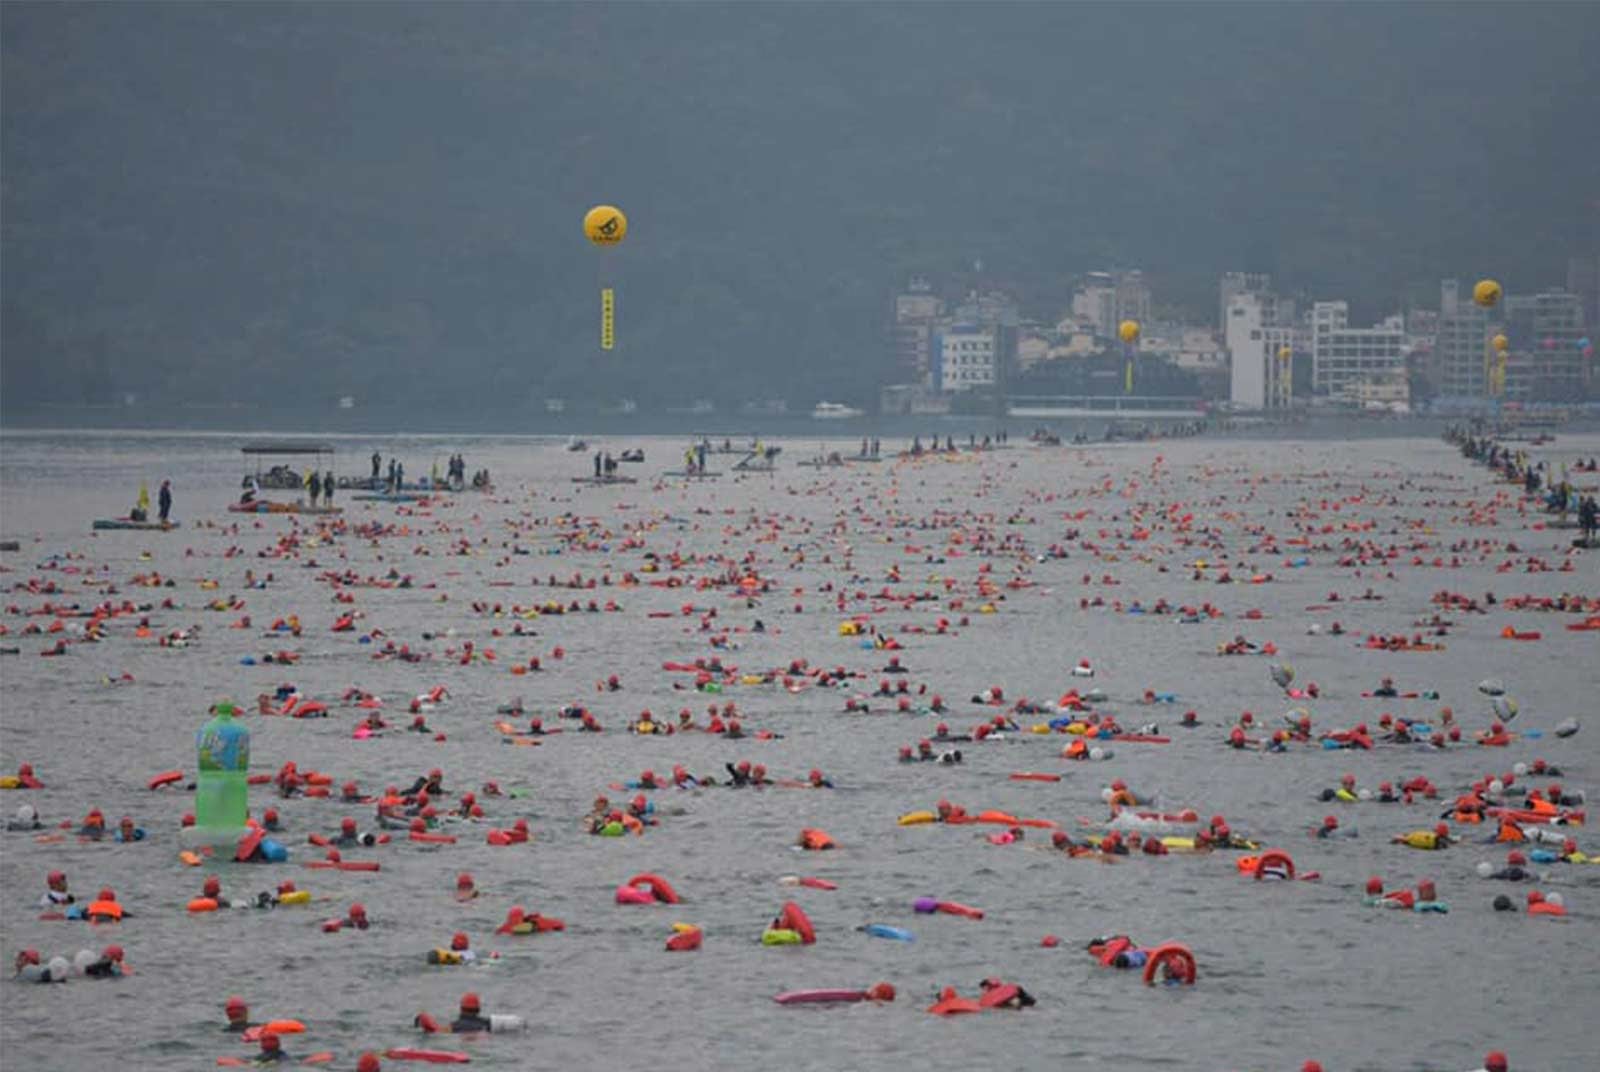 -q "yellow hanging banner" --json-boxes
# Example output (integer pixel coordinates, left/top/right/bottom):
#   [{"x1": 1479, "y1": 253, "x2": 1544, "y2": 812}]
[{"x1": 600, "y1": 288, "x2": 615, "y2": 350}]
